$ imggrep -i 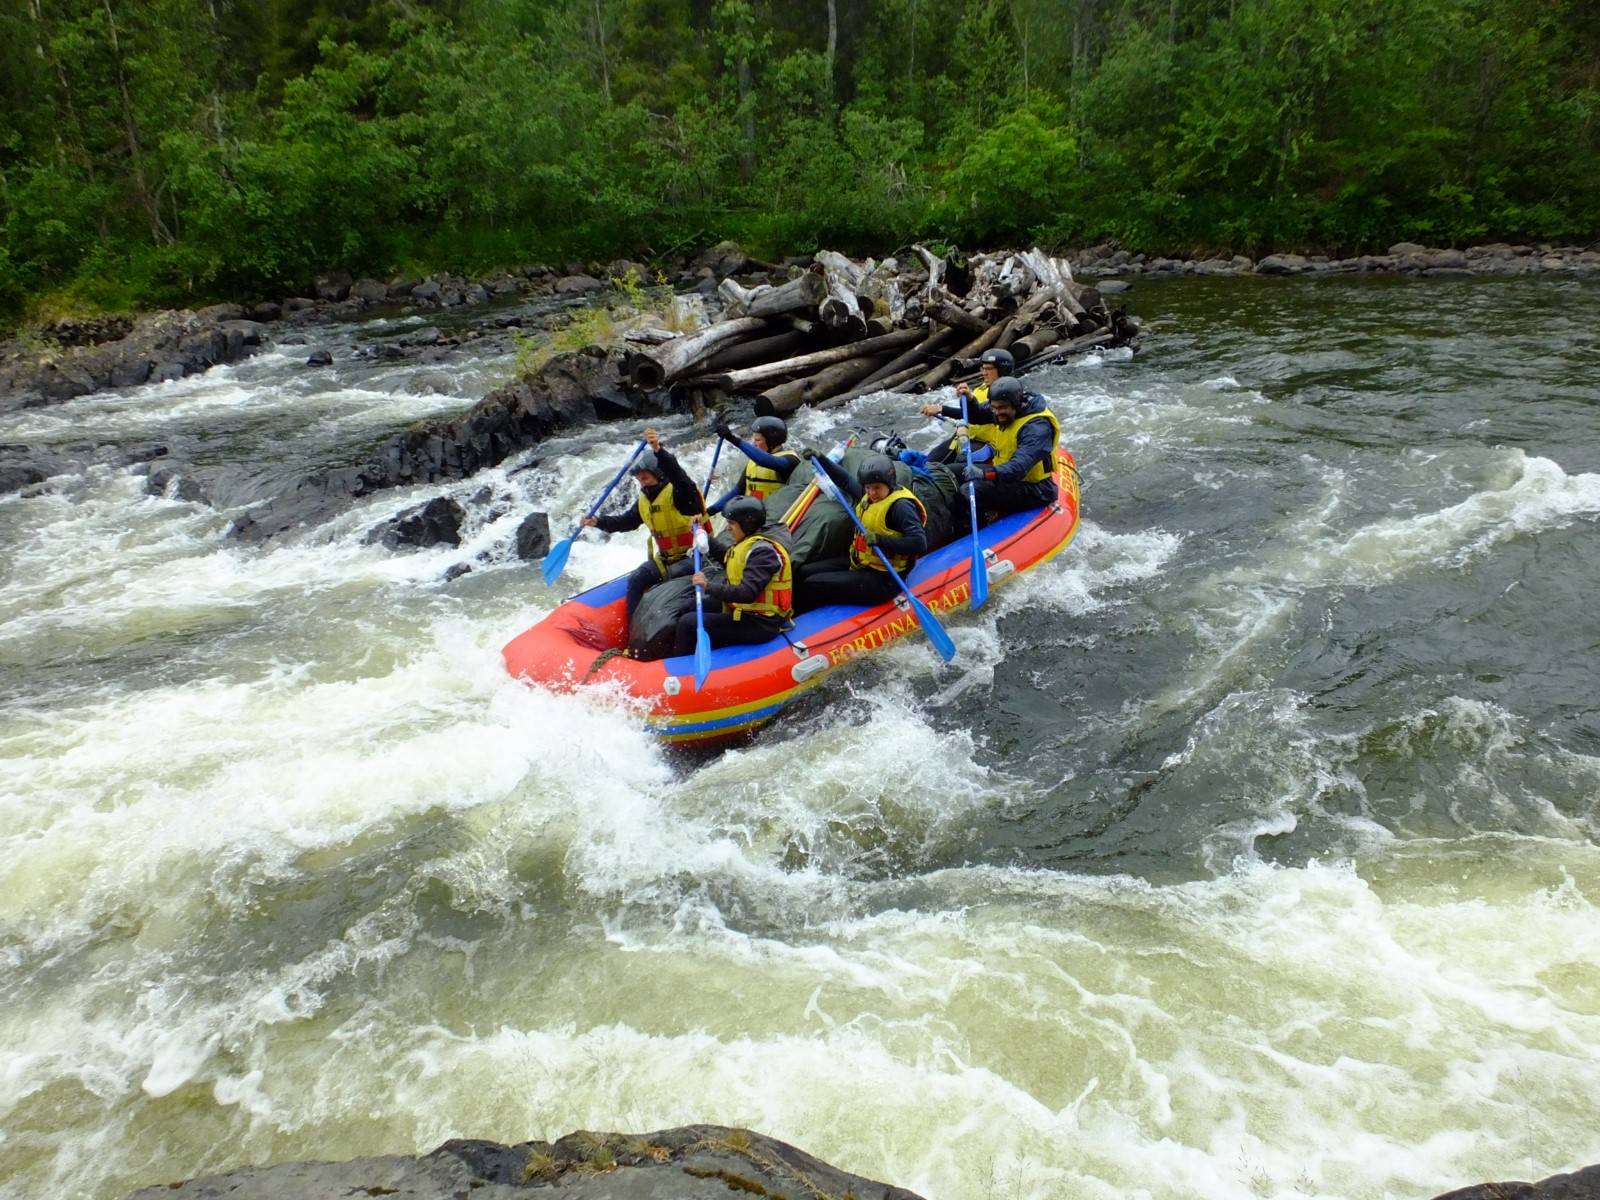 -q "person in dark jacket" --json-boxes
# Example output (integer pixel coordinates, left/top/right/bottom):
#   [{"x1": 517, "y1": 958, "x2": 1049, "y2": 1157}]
[
  {"x1": 920, "y1": 347, "x2": 1014, "y2": 464},
  {"x1": 581, "y1": 427, "x2": 707, "y2": 625},
  {"x1": 708, "y1": 414, "x2": 803, "y2": 512},
  {"x1": 955, "y1": 376, "x2": 1060, "y2": 522},
  {"x1": 793, "y1": 452, "x2": 928, "y2": 612},
  {"x1": 673, "y1": 495, "x2": 793, "y2": 654}
]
